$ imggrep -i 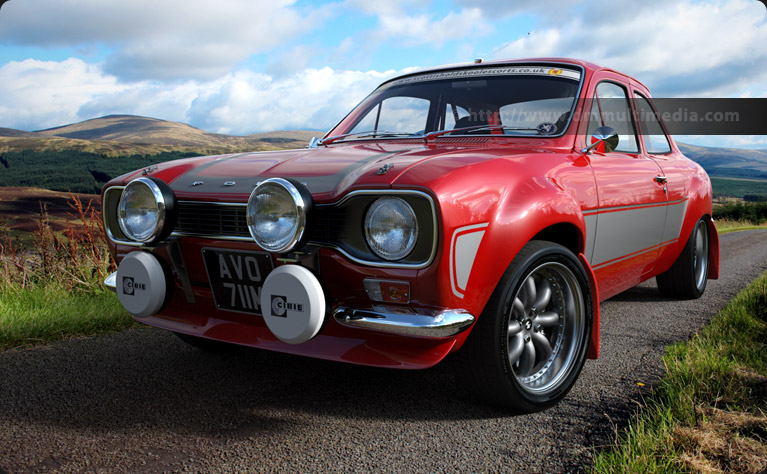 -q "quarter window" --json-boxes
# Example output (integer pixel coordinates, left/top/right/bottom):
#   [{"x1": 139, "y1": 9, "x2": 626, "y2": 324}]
[{"x1": 634, "y1": 93, "x2": 672, "y2": 154}]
